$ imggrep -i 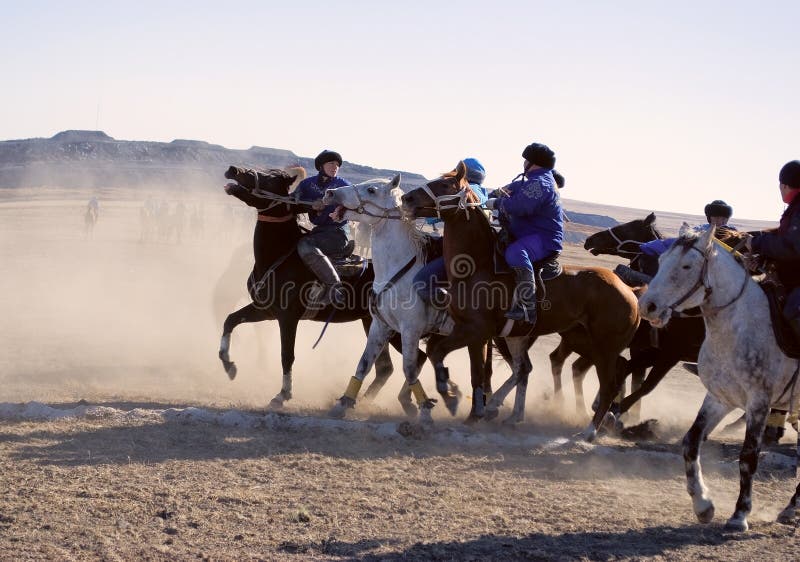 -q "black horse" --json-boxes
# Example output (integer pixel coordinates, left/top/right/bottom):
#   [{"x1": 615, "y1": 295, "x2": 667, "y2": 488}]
[{"x1": 218, "y1": 166, "x2": 427, "y2": 412}]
